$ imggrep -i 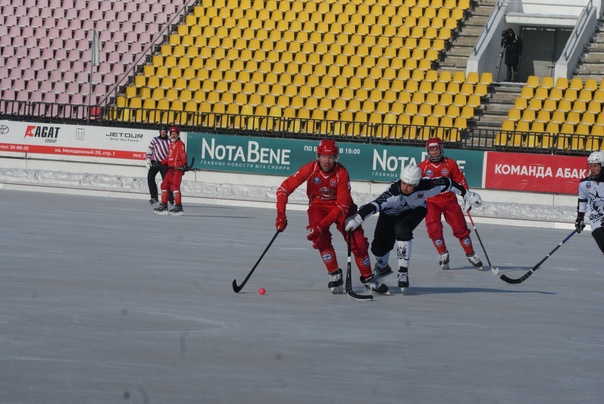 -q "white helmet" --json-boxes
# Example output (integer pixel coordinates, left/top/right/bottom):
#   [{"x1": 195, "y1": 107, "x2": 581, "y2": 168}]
[
  {"x1": 400, "y1": 165, "x2": 422, "y2": 186},
  {"x1": 587, "y1": 151, "x2": 604, "y2": 166}
]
